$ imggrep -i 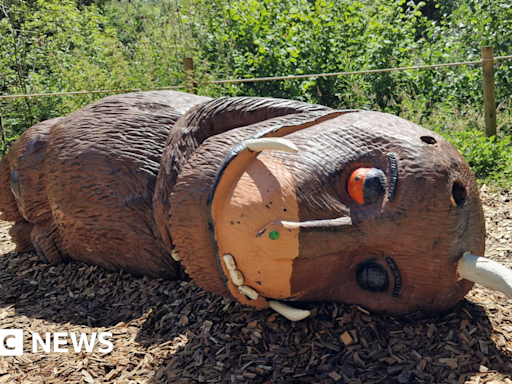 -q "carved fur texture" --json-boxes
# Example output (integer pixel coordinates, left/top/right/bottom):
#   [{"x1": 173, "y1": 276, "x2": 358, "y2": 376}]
[{"x1": 0, "y1": 92, "x2": 486, "y2": 315}]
